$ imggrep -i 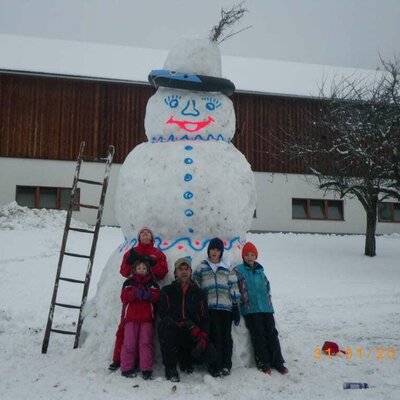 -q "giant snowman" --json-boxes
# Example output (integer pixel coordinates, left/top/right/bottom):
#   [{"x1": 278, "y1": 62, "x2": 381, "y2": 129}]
[
  {"x1": 82, "y1": 36, "x2": 256, "y2": 364},
  {"x1": 116, "y1": 36, "x2": 256, "y2": 269}
]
